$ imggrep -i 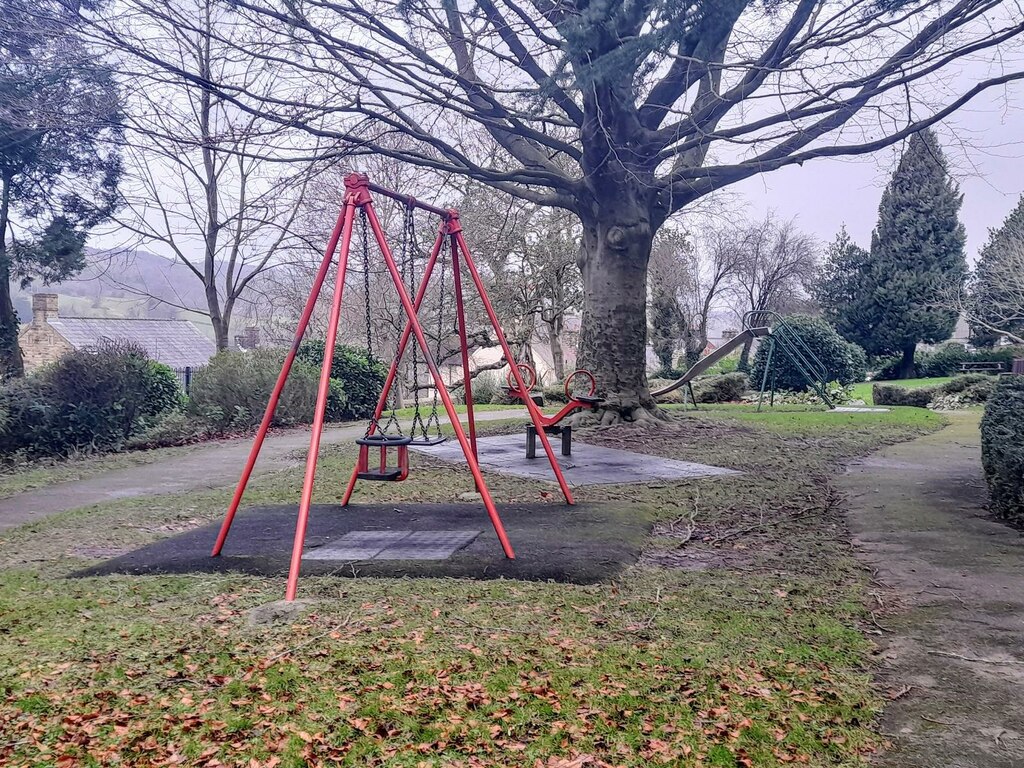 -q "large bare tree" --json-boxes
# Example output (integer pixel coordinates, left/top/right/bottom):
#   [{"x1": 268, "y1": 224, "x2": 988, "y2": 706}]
[
  {"x1": 79, "y1": 0, "x2": 1024, "y2": 421},
  {"x1": 101, "y1": 0, "x2": 313, "y2": 350}
]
